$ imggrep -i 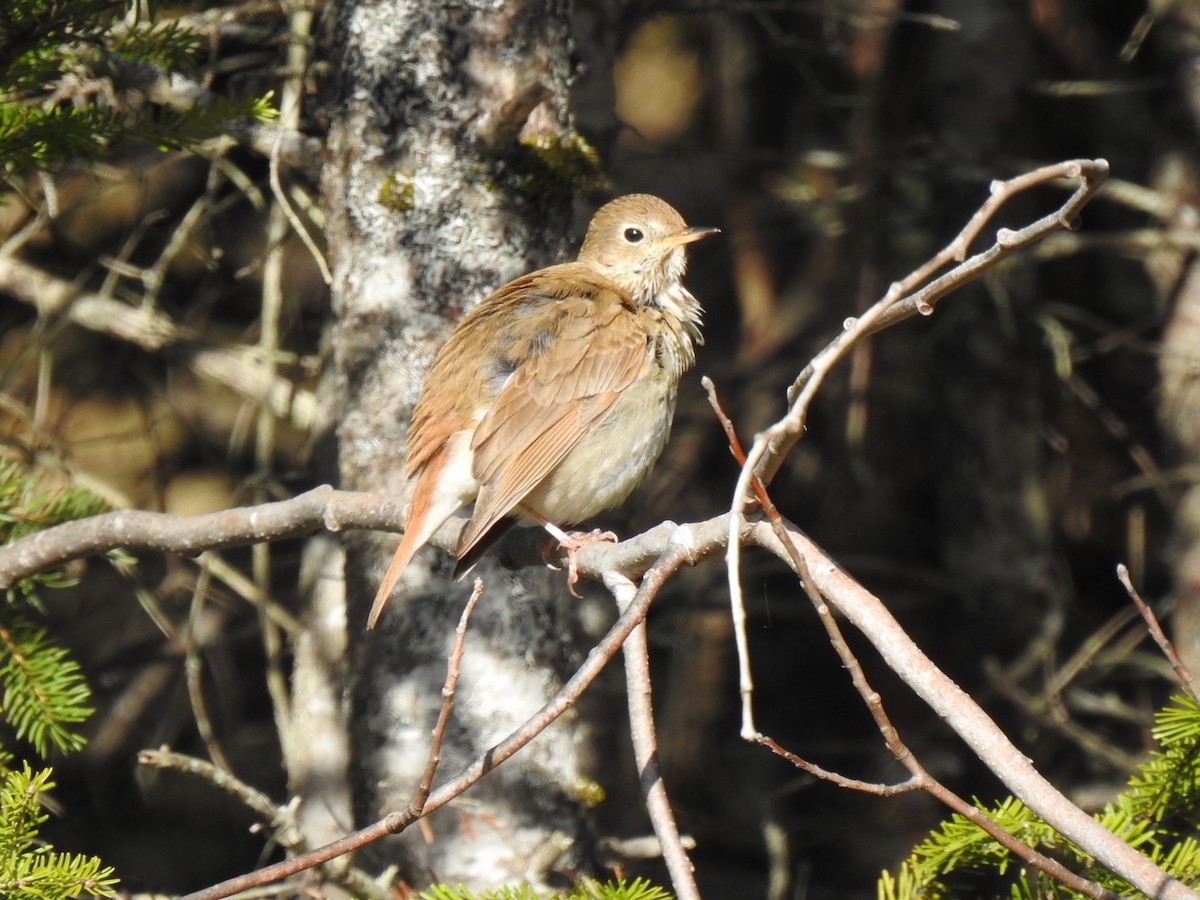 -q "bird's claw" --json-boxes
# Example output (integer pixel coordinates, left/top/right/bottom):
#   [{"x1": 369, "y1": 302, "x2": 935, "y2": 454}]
[{"x1": 543, "y1": 529, "x2": 618, "y2": 597}]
